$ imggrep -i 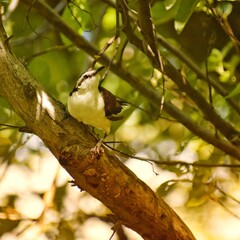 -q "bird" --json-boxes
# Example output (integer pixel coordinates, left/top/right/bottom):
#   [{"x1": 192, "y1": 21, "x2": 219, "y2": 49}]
[{"x1": 67, "y1": 66, "x2": 125, "y2": 139}]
